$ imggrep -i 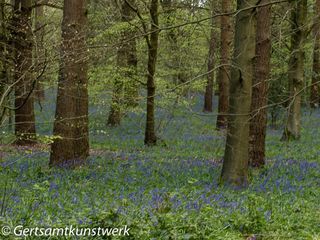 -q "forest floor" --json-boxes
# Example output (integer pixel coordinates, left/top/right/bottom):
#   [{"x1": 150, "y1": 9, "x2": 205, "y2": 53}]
[{"x1": 0, "y1": 96, "x2": 319, "y2": 239}]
